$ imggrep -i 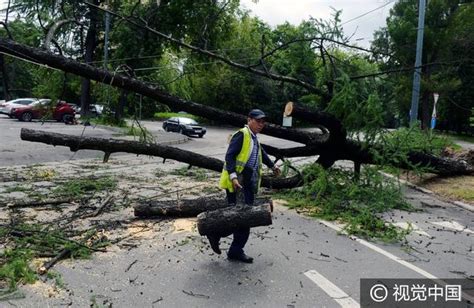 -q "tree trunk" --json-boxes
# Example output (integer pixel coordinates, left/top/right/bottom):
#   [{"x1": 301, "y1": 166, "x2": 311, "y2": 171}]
[
  {"x1": 0, "y1": 38, "x2": 326, "y2": 146},
  {"x1": 284, "y1": 101, "x2": 346, "y2": 143},
  {"x1": 115, "y1": 89, "x2": 128, "y2": 121},
  {"x1": 5, "y1": 40, "x2": 473, "y2": 178},
  {"x1": 134, "y1": 196, "x2": 270, "y2": 218},
  {"x1": 197, "y1": 204, "x2": 272, "y2": 236},
  {"x1": 420, "y1": 91, "x2": 430, "y2": 130},
  {"x1": 20, "y1": 128, "x2": 303, "y2": 188},
  {"x1": 0, "y1": 54, "x2": 10, "y2": 100}
]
